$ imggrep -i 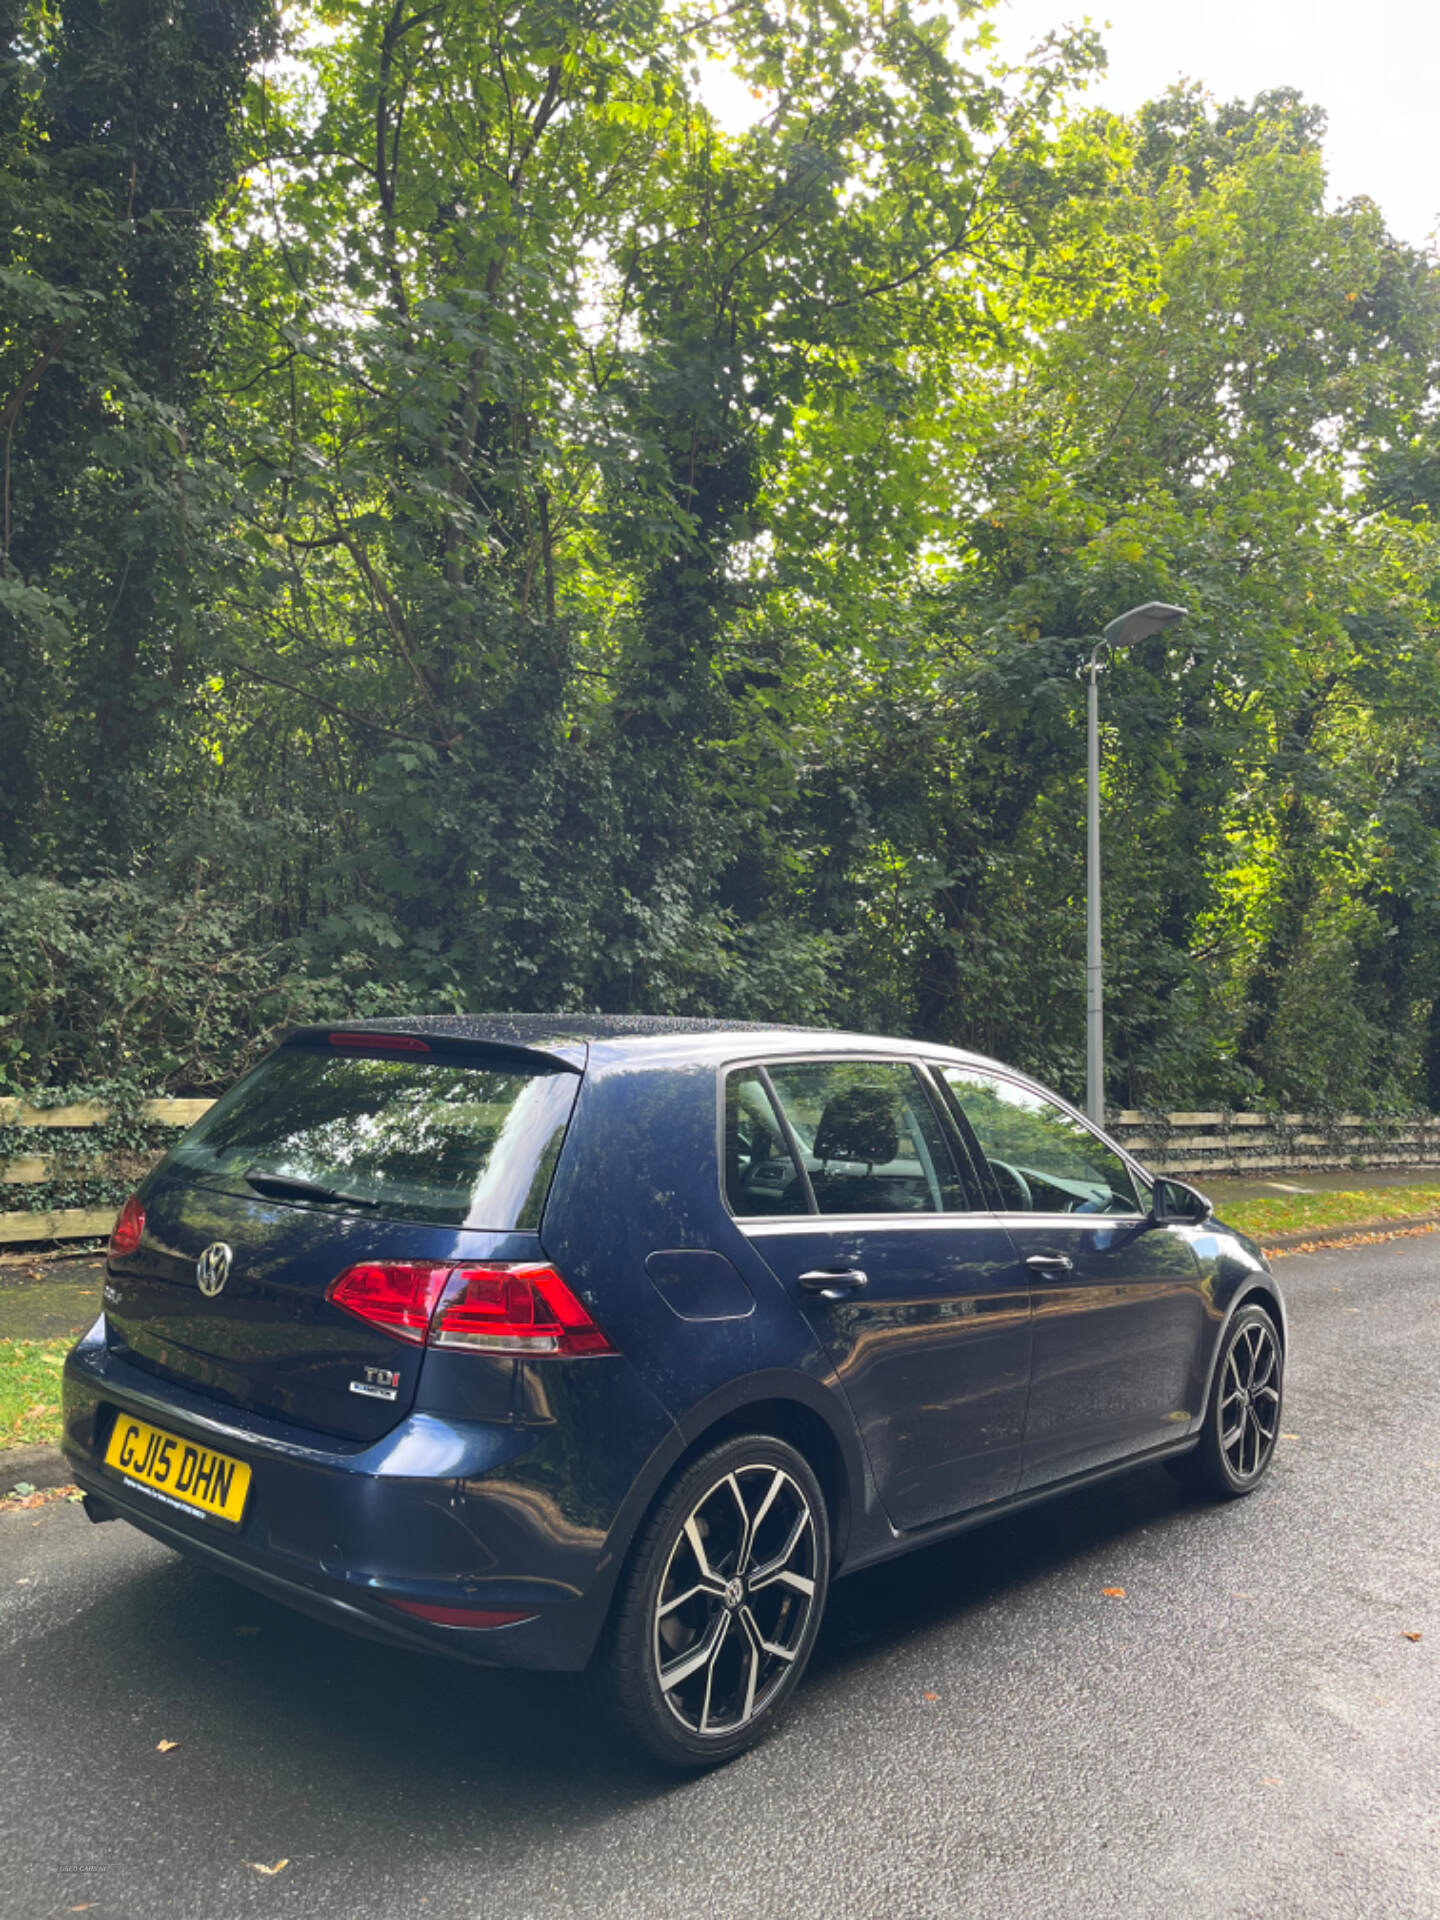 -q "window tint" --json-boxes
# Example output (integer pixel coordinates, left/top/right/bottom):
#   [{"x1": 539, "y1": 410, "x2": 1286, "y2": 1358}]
[
  {"x1": 941, "y1": 1069, "x2": 1142, "y2": 1215},
  {"x1": 724, "y1": 1070, "x2": 808, "y2": 1216},
  {"x1": 171, "y1": 1045, "x2": 579, "y2": 1230},
  {"x1": 765, "y1": 1061, "x2": 963, "y2": 1215}
]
